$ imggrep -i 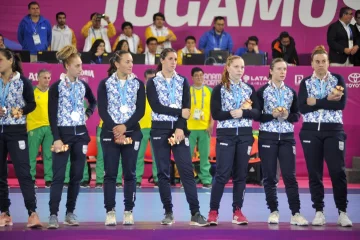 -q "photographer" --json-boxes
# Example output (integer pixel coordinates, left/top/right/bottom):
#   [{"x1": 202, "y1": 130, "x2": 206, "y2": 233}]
[{"x1": 81, "y1": 12, "x2": 116, "y2": 52}]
